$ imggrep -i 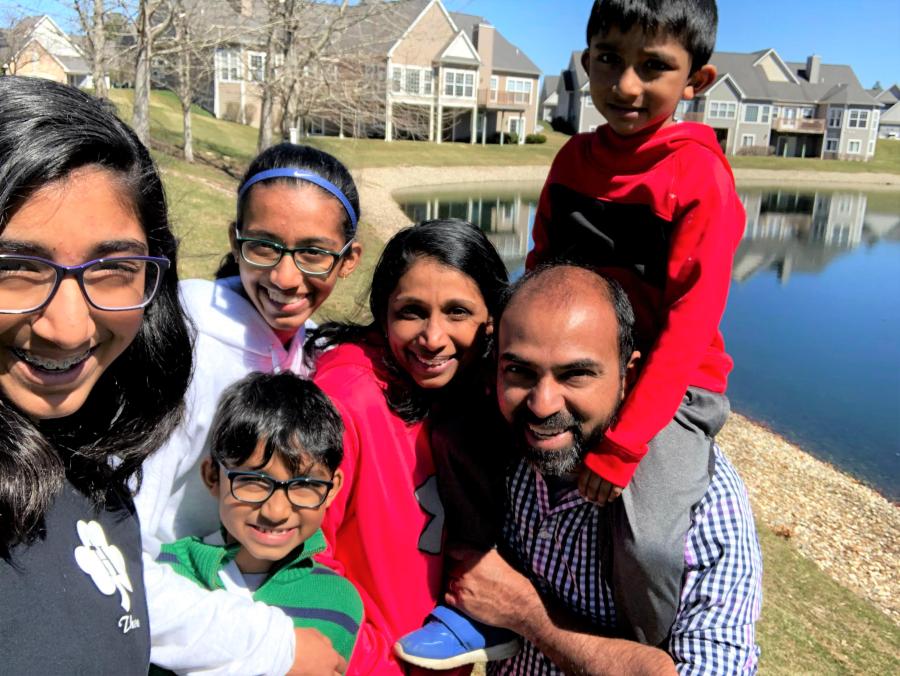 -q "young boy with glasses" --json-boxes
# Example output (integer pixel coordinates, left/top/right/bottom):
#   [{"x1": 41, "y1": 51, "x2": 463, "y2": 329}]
[{"x1": 153, "y1": 372, "x2": 362, "y2": 668}]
